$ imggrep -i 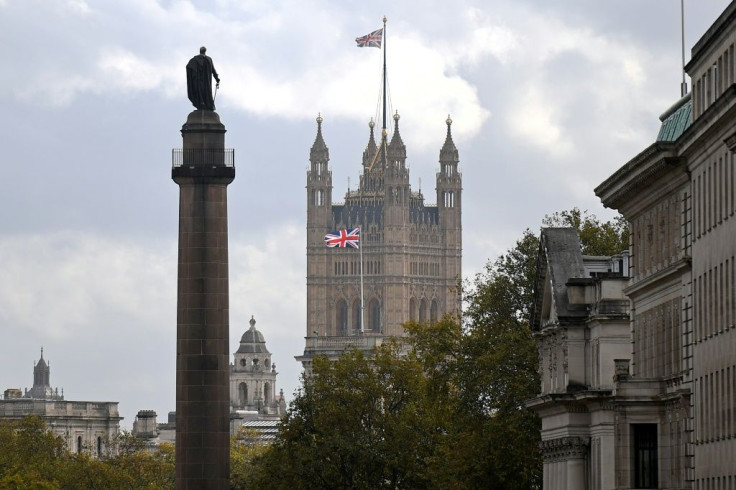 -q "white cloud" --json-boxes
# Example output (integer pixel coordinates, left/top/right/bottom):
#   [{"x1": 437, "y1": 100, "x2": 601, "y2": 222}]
[
  {"x1": 0, "y1": 232, "x2": 176, "y2": 339},
  {"x1": 508, "y1": 84, "x2": 573, "y2": 157},
  {"x1": 452, "y1": 7, "x2": 521, "y2": 66},
  {"x1": 5, "y1": 1, "x2": 491, "y2": 151},
  {"x1": 488, "y1": 6, "x2": 659, "y2": 160},
  {"x1": 97, "y1": 48, "x2": 182, "y2": 96}
]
